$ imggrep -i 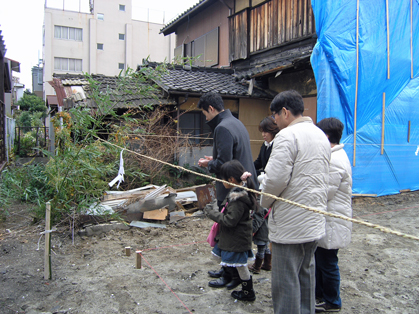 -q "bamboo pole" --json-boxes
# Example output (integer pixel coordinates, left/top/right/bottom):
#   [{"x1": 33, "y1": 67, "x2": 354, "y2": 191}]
[
  {"x1": 386, "y1": 0, "x2": 390, "y2": 79},
  {"x1": 44, "y1": 202, "x2": 52, "y2": 280},
  {"x1": 381, "y1": 93, "x2": 386, "y2": 155},
  {"x1": 411, "y1": 0, "x2": 414, "y2": 79},
  {"x1": 353, "y1": 0, "x2": 360, "y2": 167}
]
